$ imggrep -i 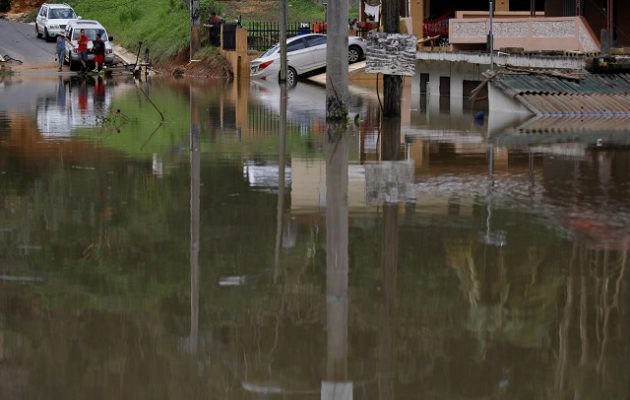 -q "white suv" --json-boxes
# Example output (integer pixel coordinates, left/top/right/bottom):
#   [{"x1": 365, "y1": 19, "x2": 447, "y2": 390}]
[
  {"x1": 35, "y1": 3, "x2": 77, "y2": 42},
  {"x1": 63, "y1": 19, "x2": 115, "y2": 70}
]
